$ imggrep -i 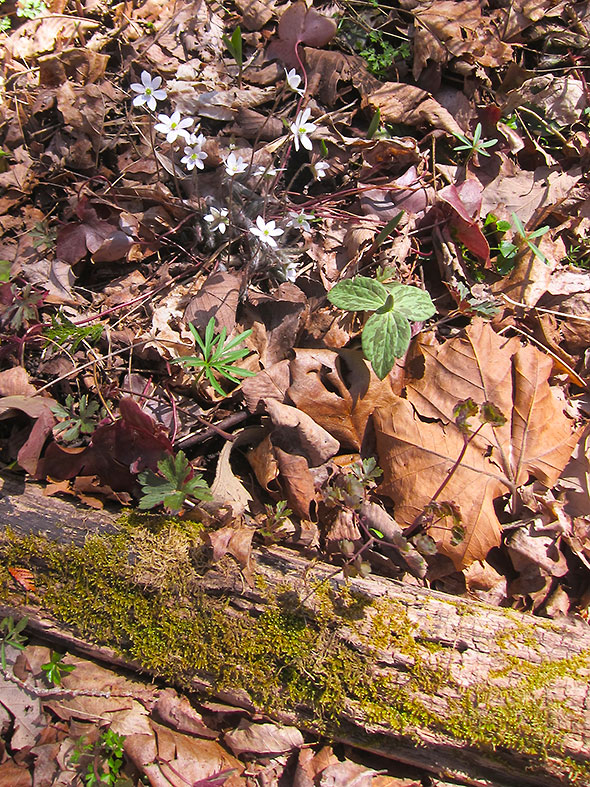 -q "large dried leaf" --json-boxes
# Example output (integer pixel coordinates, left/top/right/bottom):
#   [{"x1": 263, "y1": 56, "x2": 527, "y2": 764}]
[
  {"x1": 365, "y1": 82, "x2": 464, "y2": 137},
  {"x1": 266, "y1": 1, "x2": 337, "y2": 69},
  {"x1": 374, "y1": 320, "x2": 578, "y2": 568},
  {"x1": 287, "y1": 348, "x2": 399, "y2": 451}
]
